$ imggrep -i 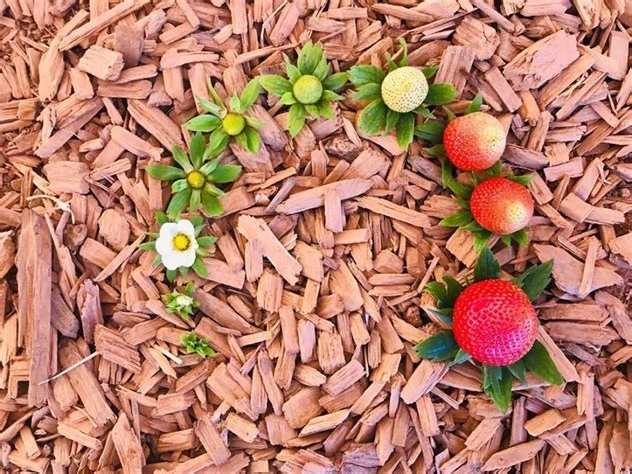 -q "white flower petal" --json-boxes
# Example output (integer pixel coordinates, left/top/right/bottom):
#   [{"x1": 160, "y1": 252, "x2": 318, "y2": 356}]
[
  {"x1": 176, "y1": 219, "x2": 196, "y2": 237},
  {"x1": 161, "y1": 251, "x2": 184, "y2": 270},
  {"x1": 159, "y1": 222, "x2": 180, "y2": 239},
  {"x1": 181, "y1": 248, "x2": 197, "y2": 268},
  {"x1": 155, "y1": 235, "x2": 173, "y2": 256}
]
